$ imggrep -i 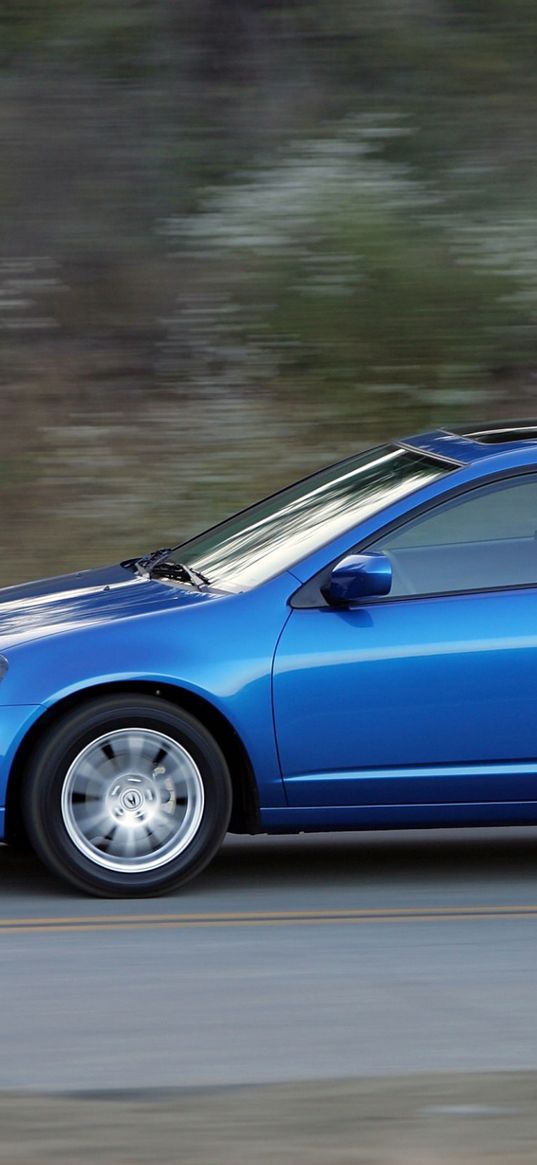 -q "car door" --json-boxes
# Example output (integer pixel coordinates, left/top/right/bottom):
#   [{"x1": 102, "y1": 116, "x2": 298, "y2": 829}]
[{"x1": 273, "y1": 471, "x2": 537, "y2": 814}]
